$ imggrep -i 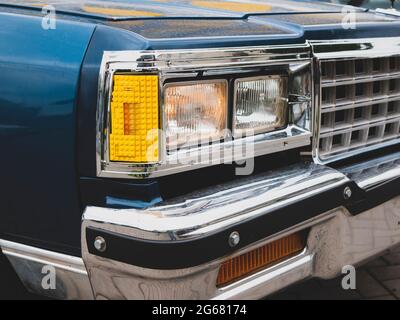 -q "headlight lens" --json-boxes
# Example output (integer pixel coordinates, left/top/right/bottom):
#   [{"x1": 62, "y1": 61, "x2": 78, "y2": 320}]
[
  {"x1": 233, "y1": 76, "x2": 288, "y2": 137},
  {"x1": 164, "y1": 81, "x2": 228, "y2": 150}
]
